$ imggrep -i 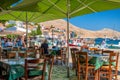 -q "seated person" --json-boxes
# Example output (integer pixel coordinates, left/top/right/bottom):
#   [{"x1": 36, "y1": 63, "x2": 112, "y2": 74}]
[
  {"x1": 52, "y1": 44, "x2": 59, "y2": 50},
  {"x1": 1, "y1": 37, "x2": 5, "y2": 47},
  {"x1": 5, "y1": 38, "x2": 13, "y2": 47},
  {"x1": 80, "y1": 42, "x2": 89, "y2": 52},
  {"x1": 41, "y1": 39, "x2": 49, "y2": 54},
  {"x1": 52, "y1": 45, "x2": 60, "y2": 55}
]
